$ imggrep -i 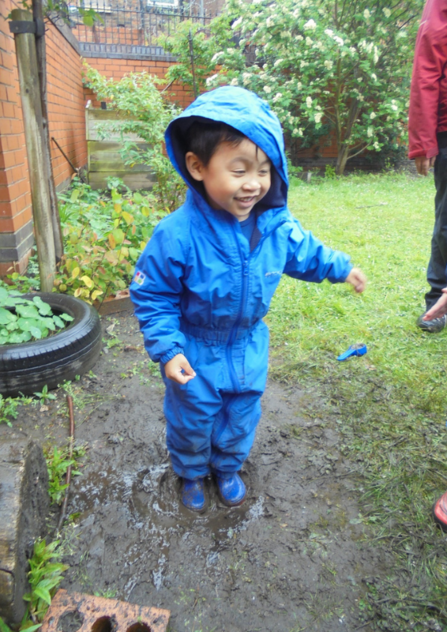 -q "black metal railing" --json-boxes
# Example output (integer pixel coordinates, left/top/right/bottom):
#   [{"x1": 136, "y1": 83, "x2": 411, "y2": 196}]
[{"x1": 69, "y1": 0, "x2": 216, "y2": 52}]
